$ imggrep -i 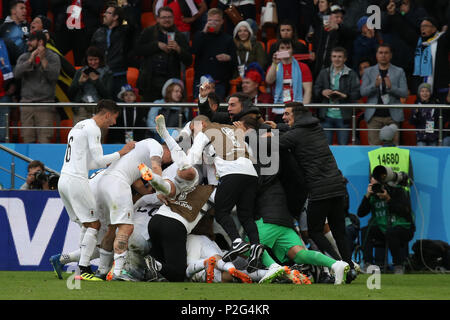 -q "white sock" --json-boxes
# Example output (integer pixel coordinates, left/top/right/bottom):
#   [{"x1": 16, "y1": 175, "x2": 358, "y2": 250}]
[
  {"x1": 98, "y1": 249, "x2": 114, "y2": 274},
  {"x1": 170, "y1": 144, "x2": 191, "y2": 170},
  {"x1": 186, "y1": 259, "x2": 207, "y2": 278},
  {"x1": 216, "y1": 259, "x2": 234, "y2": 272},
  {"x1": 324, "y1": 231, "x2": 342, "y2": 259},
  {"x1": 79, "y1": 227, "x2": 98, "y2": 267},
  {"x1": 79, "y1": 227, "x2": 87, "y2": 247},
  {"x1": 60, "y1": 249, "x2": 81, "y2": 265},
  {"x1": 149, "y1": 173, "x2": 172, "y2": 196},
  {"x1": 113, "y1": 251, "x2": 128, "y2": 276}
]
